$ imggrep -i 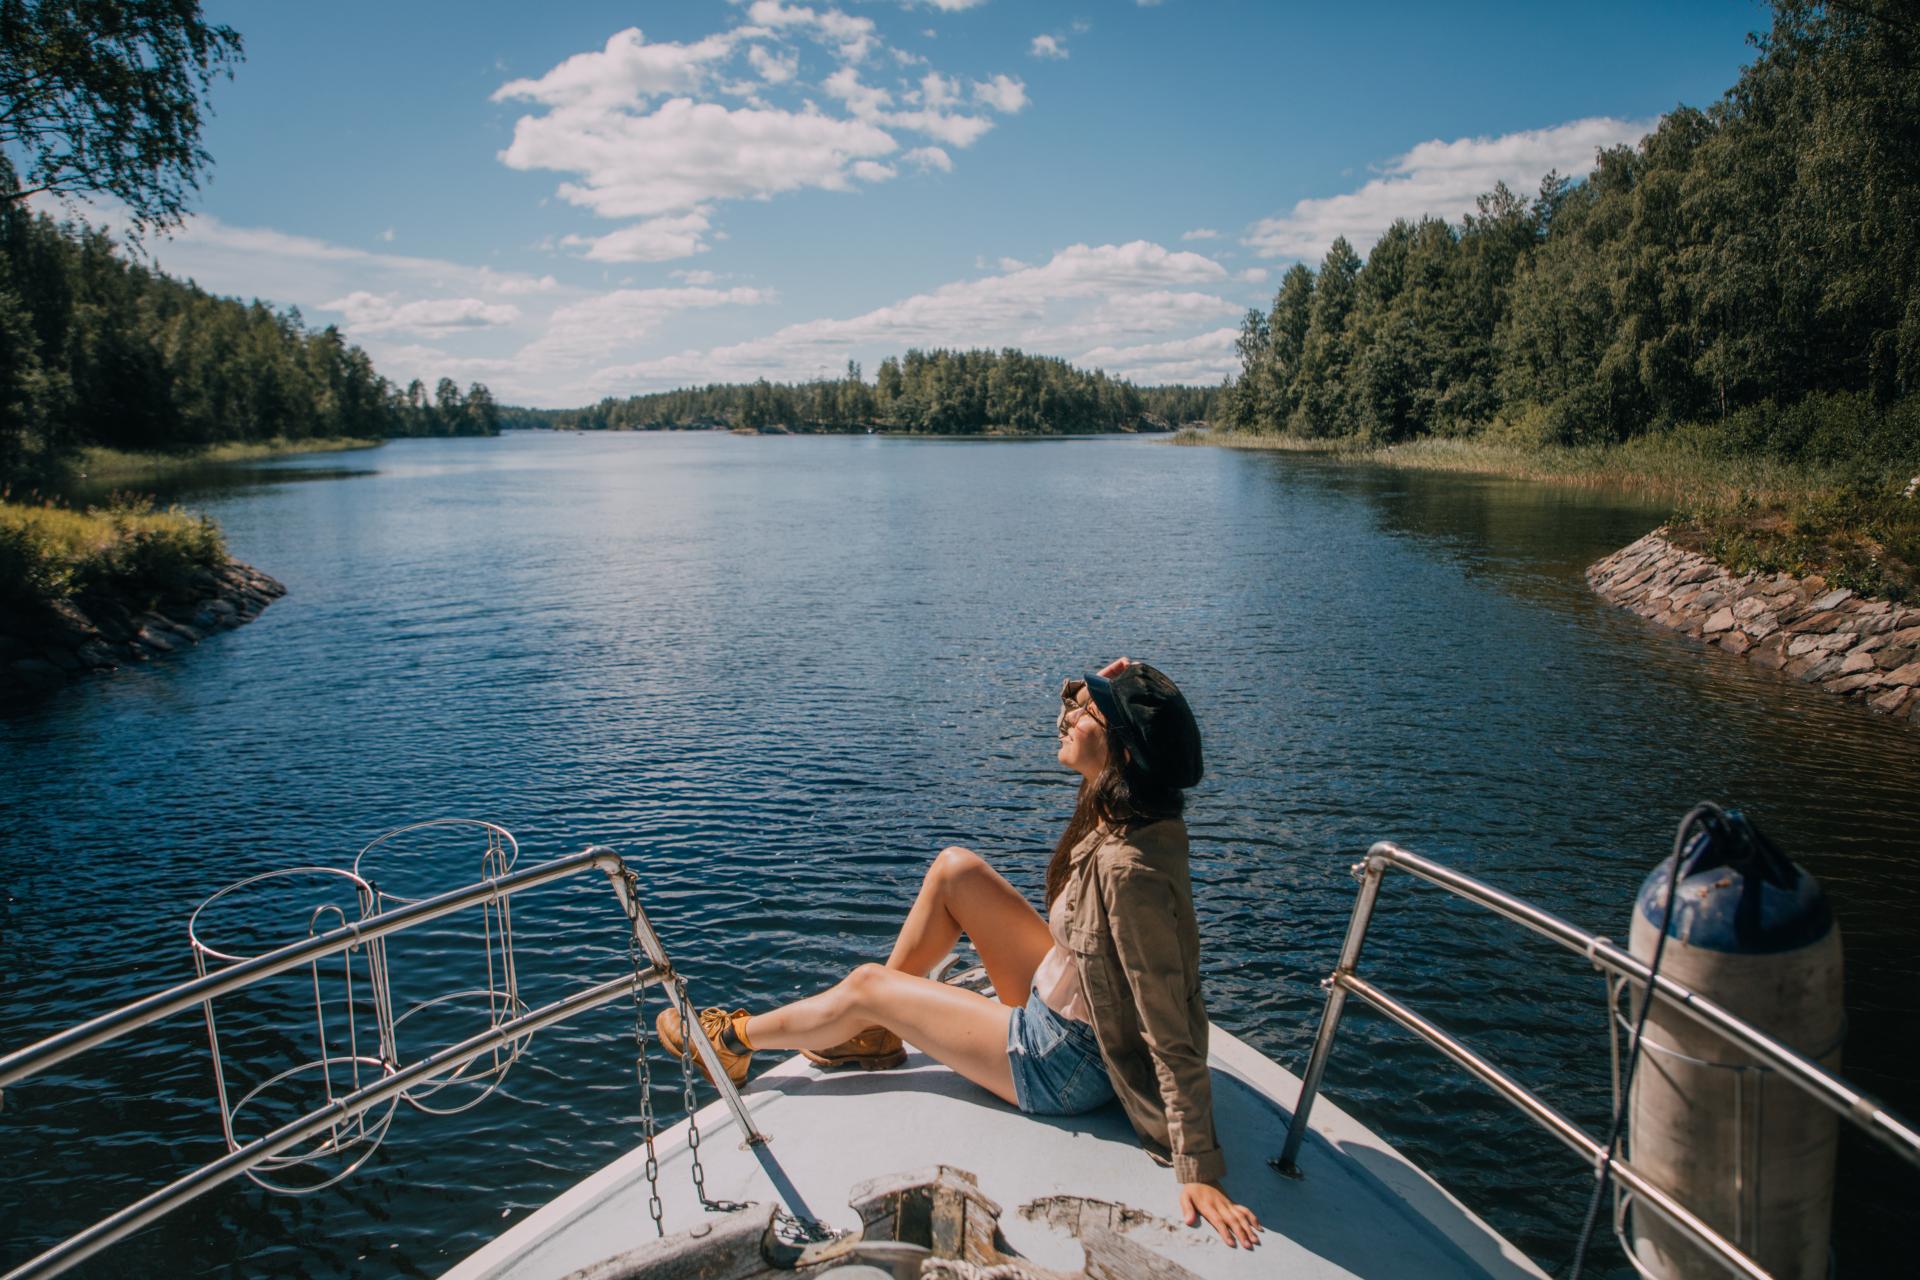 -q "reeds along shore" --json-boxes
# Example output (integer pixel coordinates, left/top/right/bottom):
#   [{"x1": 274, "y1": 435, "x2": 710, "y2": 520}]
[
  {"x1": 1176, "y1": 428, "x2": 1920, "y2": 604},
  {"x1": 72, "y1": 437, "x2": 384, "y2": 483}
]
